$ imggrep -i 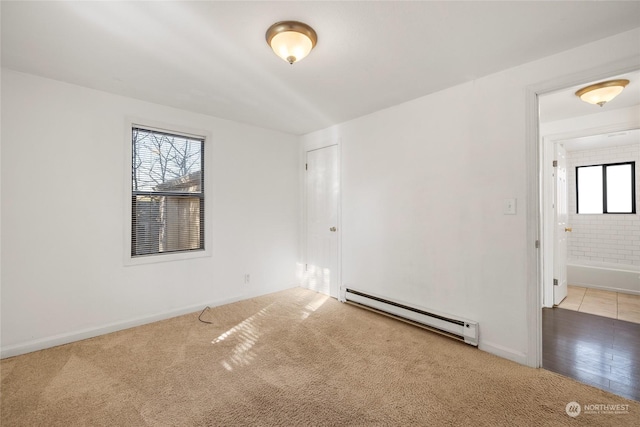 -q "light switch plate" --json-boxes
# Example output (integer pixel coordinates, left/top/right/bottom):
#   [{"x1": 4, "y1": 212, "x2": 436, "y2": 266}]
[{"x1": 503, "y1": 198, "x2": 517, "y2": 215}]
